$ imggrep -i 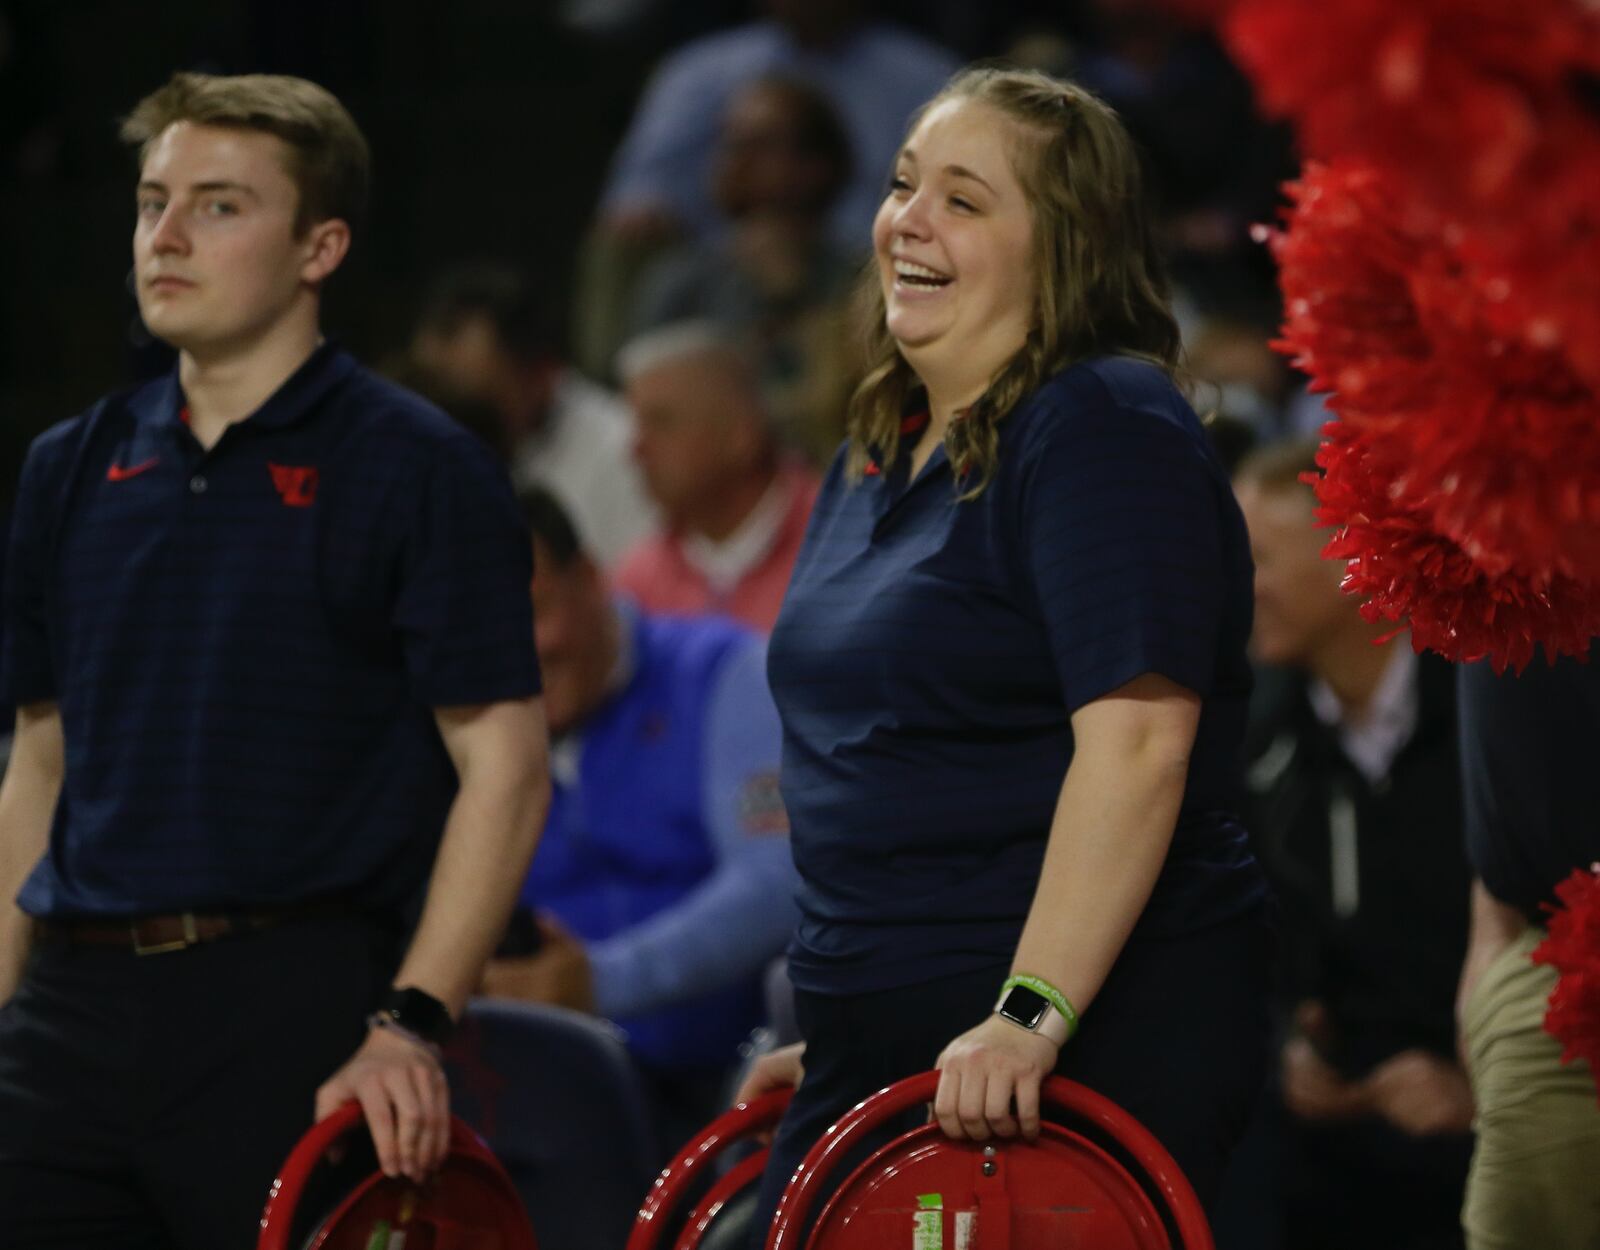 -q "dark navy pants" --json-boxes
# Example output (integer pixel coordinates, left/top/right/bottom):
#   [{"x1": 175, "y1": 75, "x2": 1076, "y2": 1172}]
[
  {"x1": 749, "y1": 905, "x2": 1275, "y2": 1246},
  {"x1": 0, "y1": 914, "x2": 397, "y2": 1250}
]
